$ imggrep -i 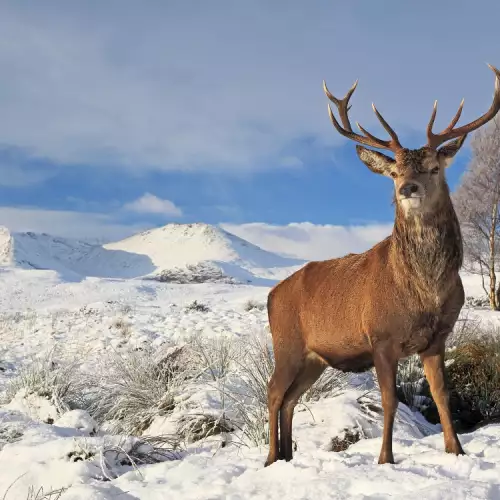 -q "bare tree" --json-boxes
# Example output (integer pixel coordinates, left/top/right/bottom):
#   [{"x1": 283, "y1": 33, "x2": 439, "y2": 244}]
[{"x1": 454, "y1": 116, "x2": 500, "y2": 309}]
